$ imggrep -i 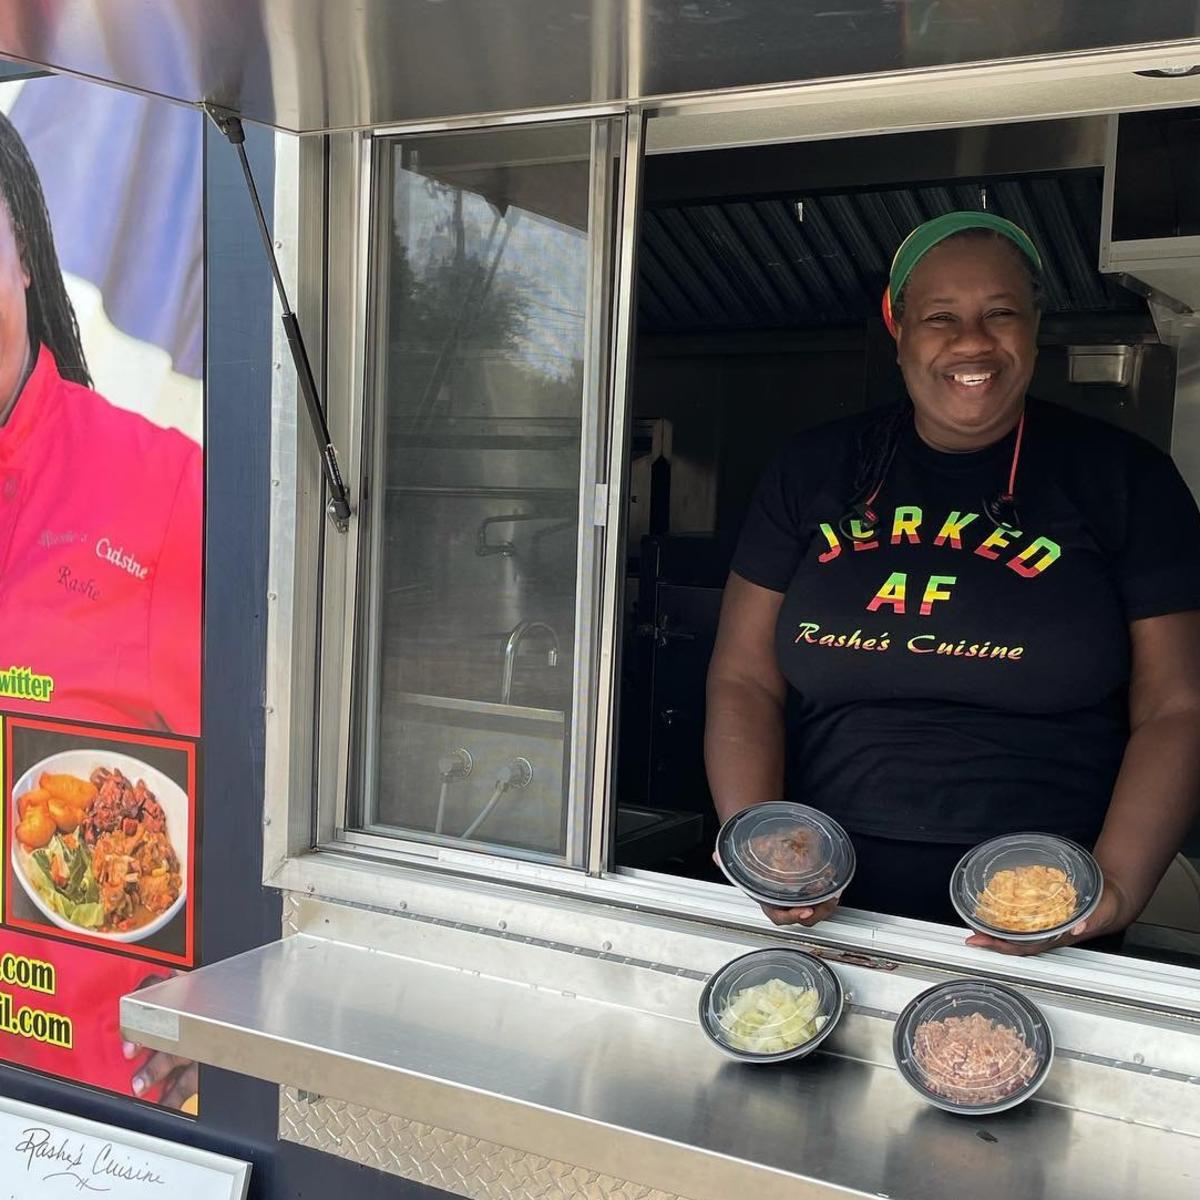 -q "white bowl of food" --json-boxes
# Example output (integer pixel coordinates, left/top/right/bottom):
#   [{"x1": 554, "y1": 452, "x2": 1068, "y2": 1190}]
[{"x1": 10, "y1": 749, "x2": 188, "y2": 944}]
